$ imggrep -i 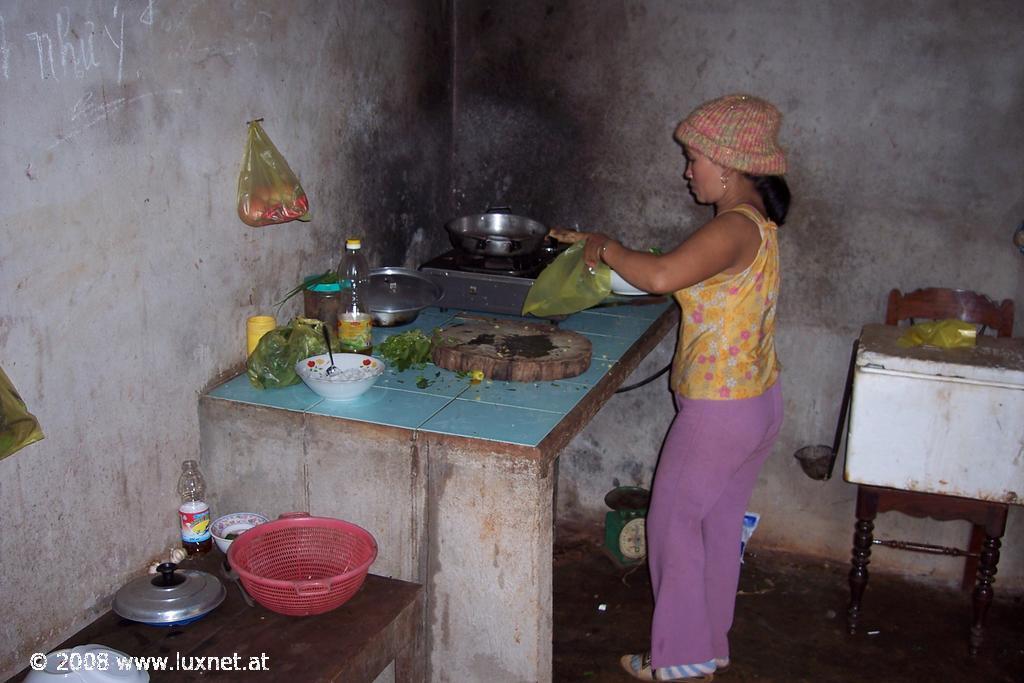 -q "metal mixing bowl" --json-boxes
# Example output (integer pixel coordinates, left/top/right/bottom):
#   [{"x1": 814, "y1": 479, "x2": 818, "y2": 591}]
[{"x1": 366, "y1": 267, "x2": 443, "y2": 326}]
